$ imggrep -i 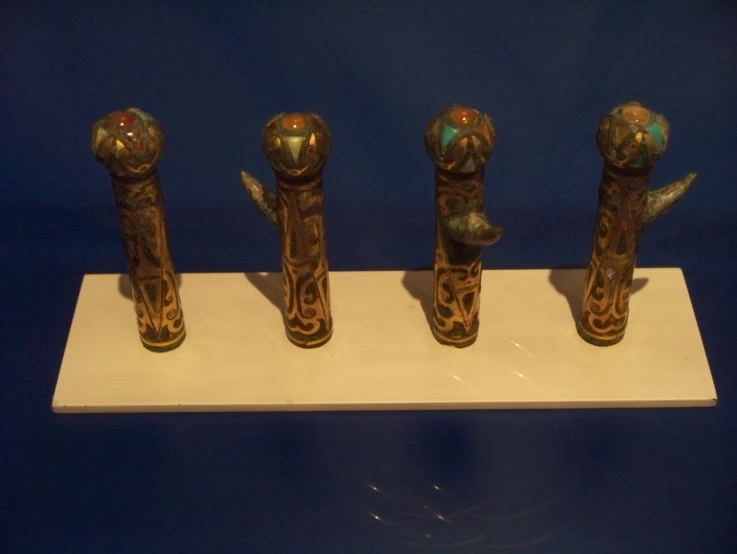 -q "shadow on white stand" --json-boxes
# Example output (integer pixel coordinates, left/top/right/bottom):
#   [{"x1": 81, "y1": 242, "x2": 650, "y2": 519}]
[{"x1": 51, "y1": 269, "x2": 717, "y2": 413}]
